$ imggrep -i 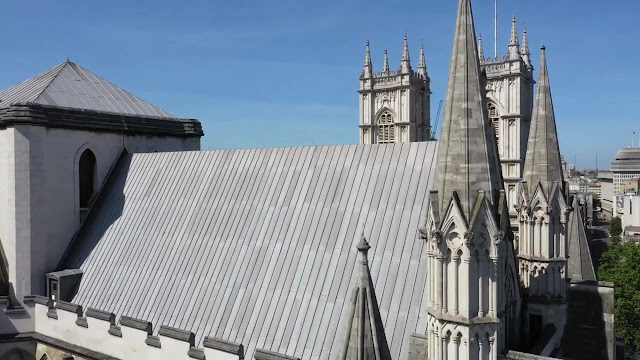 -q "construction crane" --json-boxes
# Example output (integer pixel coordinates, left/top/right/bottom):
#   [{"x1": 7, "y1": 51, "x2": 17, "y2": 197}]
[{"x1": 430, "y1": 100, "x2": 443, "y2": 140}]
